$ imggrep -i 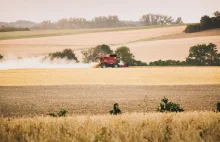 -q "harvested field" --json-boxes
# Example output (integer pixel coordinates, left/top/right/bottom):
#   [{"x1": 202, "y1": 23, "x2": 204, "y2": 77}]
[
  {"x1": 111, "y1": 36, "x2": 220, "y2": 62},
  {"x1": 0, "y1": 25, "x2": 185, "y2": 40},
  {"x1": 0, "y1": 85, "x2": 220, "y2": 117},
  {"x1": 0, "y1": 67, "x2": 220, "y2": 86},
  {"x1": 0, "y1": 26, "x2": 185, "y2": 59},
  {"x1": 139, "y1": 28, "x2": 220, "y2": 42}
]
